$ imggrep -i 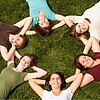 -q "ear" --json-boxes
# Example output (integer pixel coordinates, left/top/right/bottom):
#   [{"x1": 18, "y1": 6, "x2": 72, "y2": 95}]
[{"x1": 49, "y1": 81, "x2": 51, "y2": 85}]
